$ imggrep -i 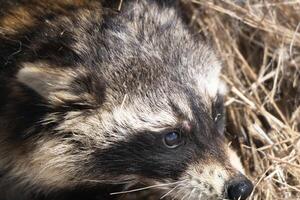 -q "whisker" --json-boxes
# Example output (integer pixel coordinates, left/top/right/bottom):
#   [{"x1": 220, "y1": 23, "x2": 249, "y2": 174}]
[
  {"x1": 180, "y1": 194, "x2": 189, "y2": 200},
  {"x1": 171, "y1": 187, "x2": 186, "y2": 200},
  {"x1": 81, "y1": 179, "x2": 134, "y2": 185},
  {"x1": 187, "y1": 188, "x2": 196, "y2": 200},
  {"x1": 160, "y1": 183, "x2": 185, "y2": 199},
  {"x1": 110, "y1": 179, "x2": 188, "y2": 195},
  {"x1": 181, "y1": 192, "x2": 190, "y2": 200},
  {"x1": 198, "y1": 192, "x2": 203, "y2": 199}
]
